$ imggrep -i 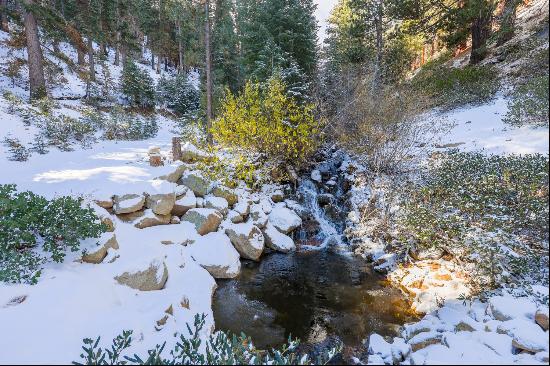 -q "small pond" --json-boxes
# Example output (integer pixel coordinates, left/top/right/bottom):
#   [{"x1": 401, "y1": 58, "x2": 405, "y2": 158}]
[{"x1": 212, "y1": 249, "x2": 416, "y2": 350}]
